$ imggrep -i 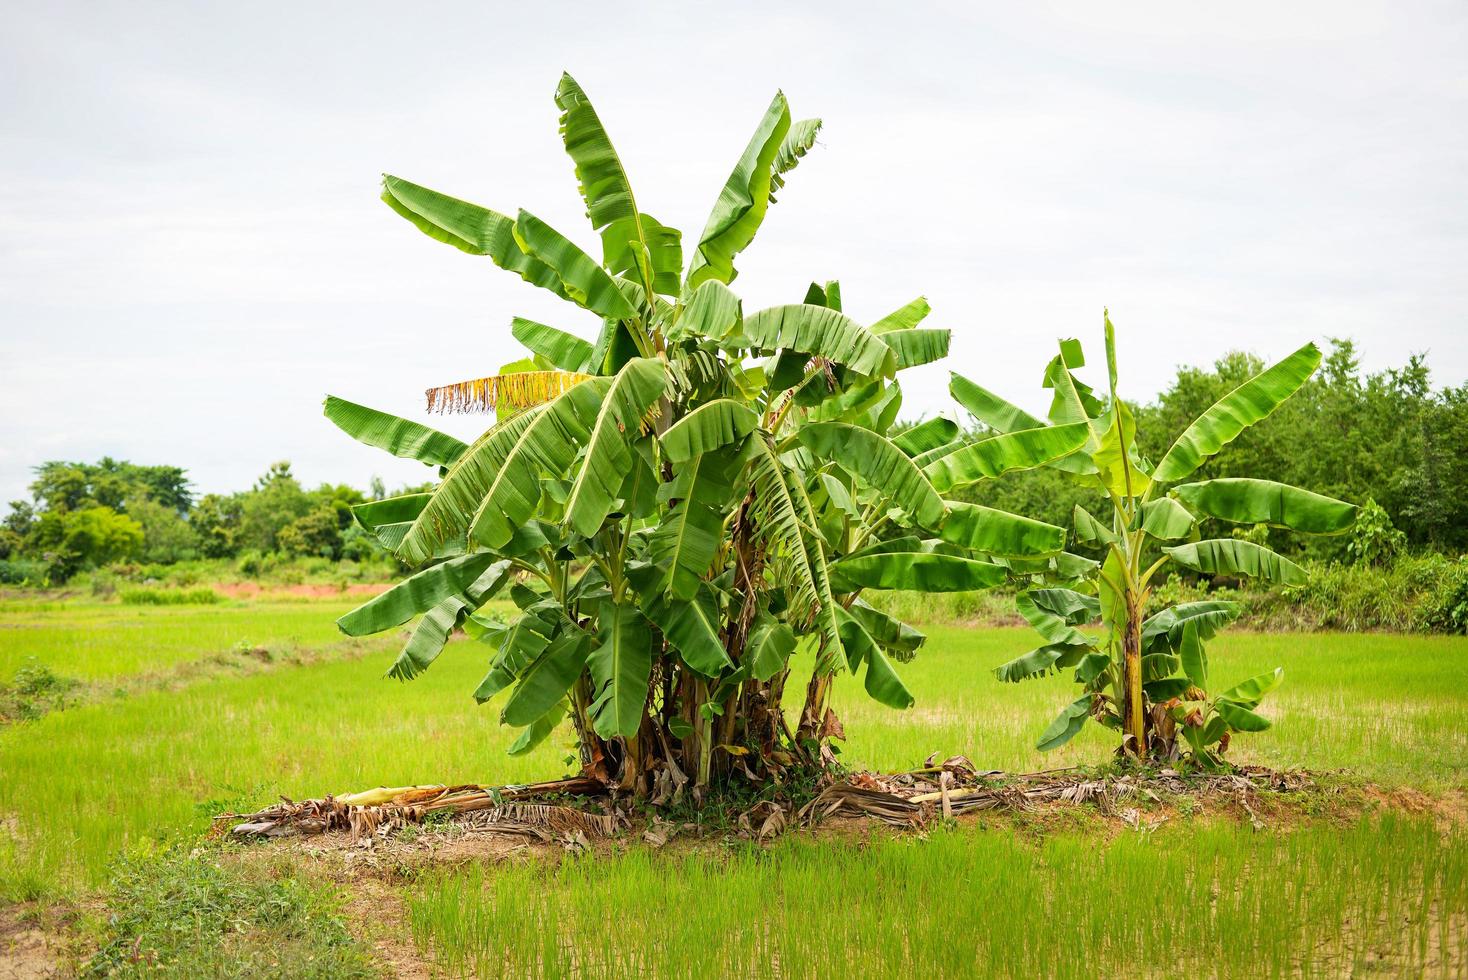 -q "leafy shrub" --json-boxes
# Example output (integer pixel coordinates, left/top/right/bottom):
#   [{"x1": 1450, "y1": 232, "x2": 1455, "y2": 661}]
[
  {"x1": 1243, "y1": 553, "x2": 1466, "y2": 632},
  {"x1": 118, "y1": 587, "x2": 223, "y2": 606},
  {"x1": 0, "y1": 558, "x2": 48, "y2": 585},
  {"x1": 1347, "y1": 498, "x2": 1406, "y2": 566},
  {"x1": 0, "y1": 658, "x2": 77, "y2": 722},
  {"x1": 1420, "y1": 556, "x2": 1468, "y2": 634}
]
